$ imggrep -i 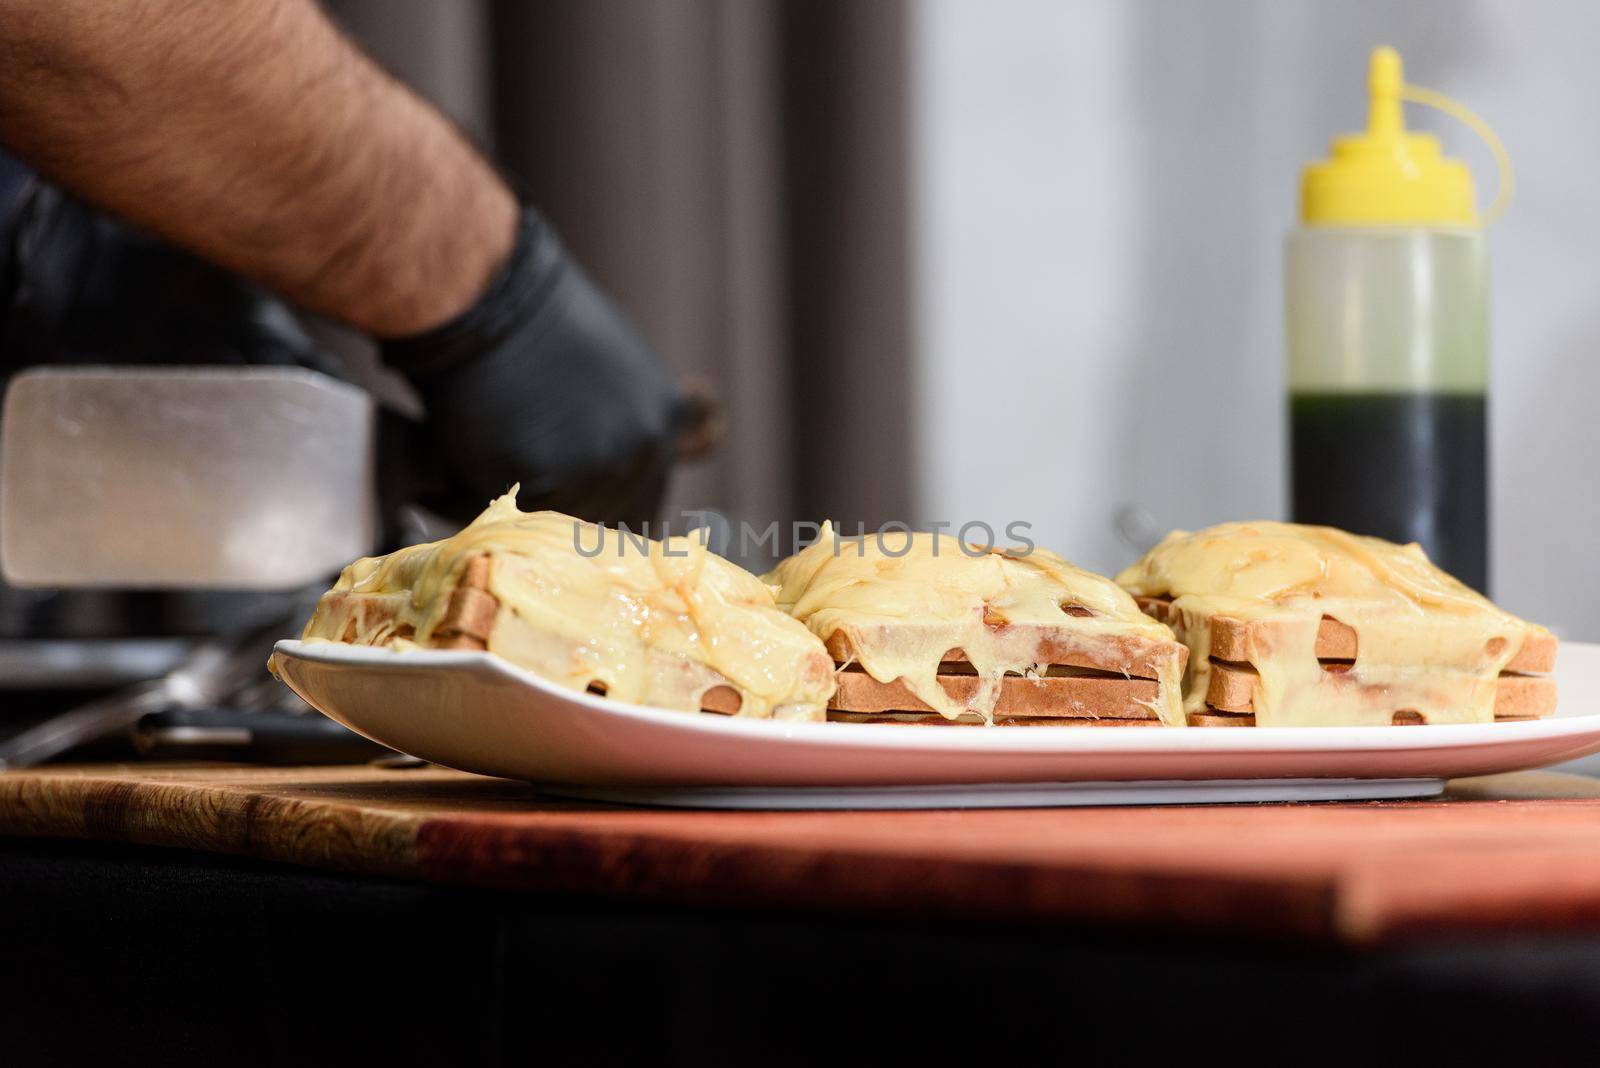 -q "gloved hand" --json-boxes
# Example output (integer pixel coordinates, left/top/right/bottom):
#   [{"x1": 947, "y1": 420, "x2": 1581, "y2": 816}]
[
  {"x1": 381, "y1": 208, "x2": 689, "y2": 529},
  {"x1": 0, "y1": 180, "x2": 692, "y2": 531}
]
